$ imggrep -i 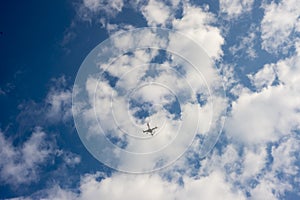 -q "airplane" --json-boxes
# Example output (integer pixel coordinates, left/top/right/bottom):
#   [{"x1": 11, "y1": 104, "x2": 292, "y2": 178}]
[{"x1": 143, "y1": 123, "x2": 158, "y2": 136}]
